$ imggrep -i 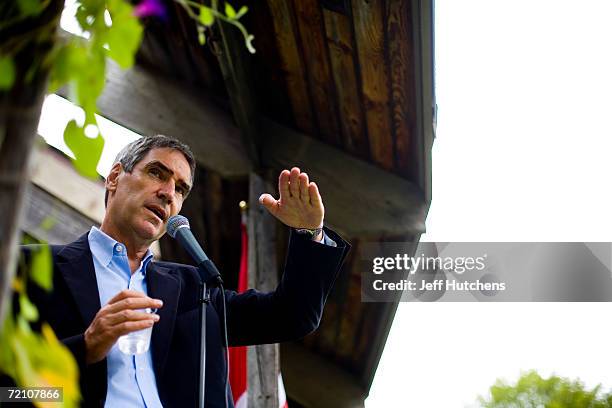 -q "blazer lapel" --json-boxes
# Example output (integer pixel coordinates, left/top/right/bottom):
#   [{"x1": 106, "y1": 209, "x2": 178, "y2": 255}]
[
  {"x1": 56, "y1": 233, "x2": 101, "y2": 327},
  {"x1": 146, "y1": 262, "x2": 180, "y2": 380}
]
